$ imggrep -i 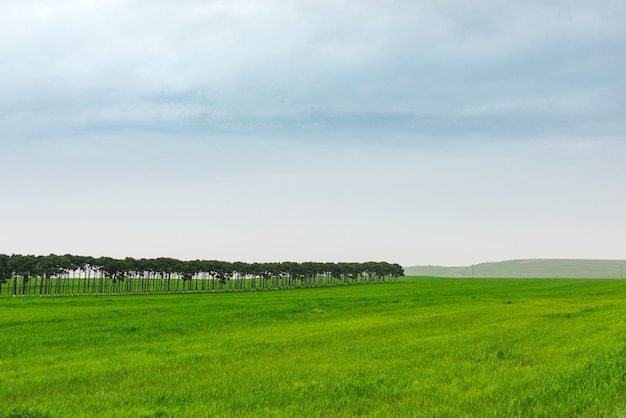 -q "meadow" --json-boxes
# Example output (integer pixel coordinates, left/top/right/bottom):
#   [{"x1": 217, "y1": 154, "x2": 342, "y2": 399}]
[{"x1": 1, "y1": 278, "x2": 626, "y2": 417}]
